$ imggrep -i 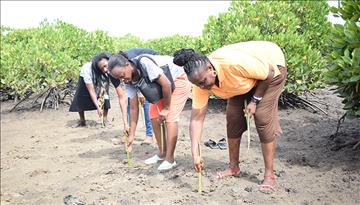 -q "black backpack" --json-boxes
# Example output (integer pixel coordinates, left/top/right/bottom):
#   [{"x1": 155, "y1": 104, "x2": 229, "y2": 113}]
[{"x1": 132, "y1": 55, "x2": 175, "y2": 103}]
